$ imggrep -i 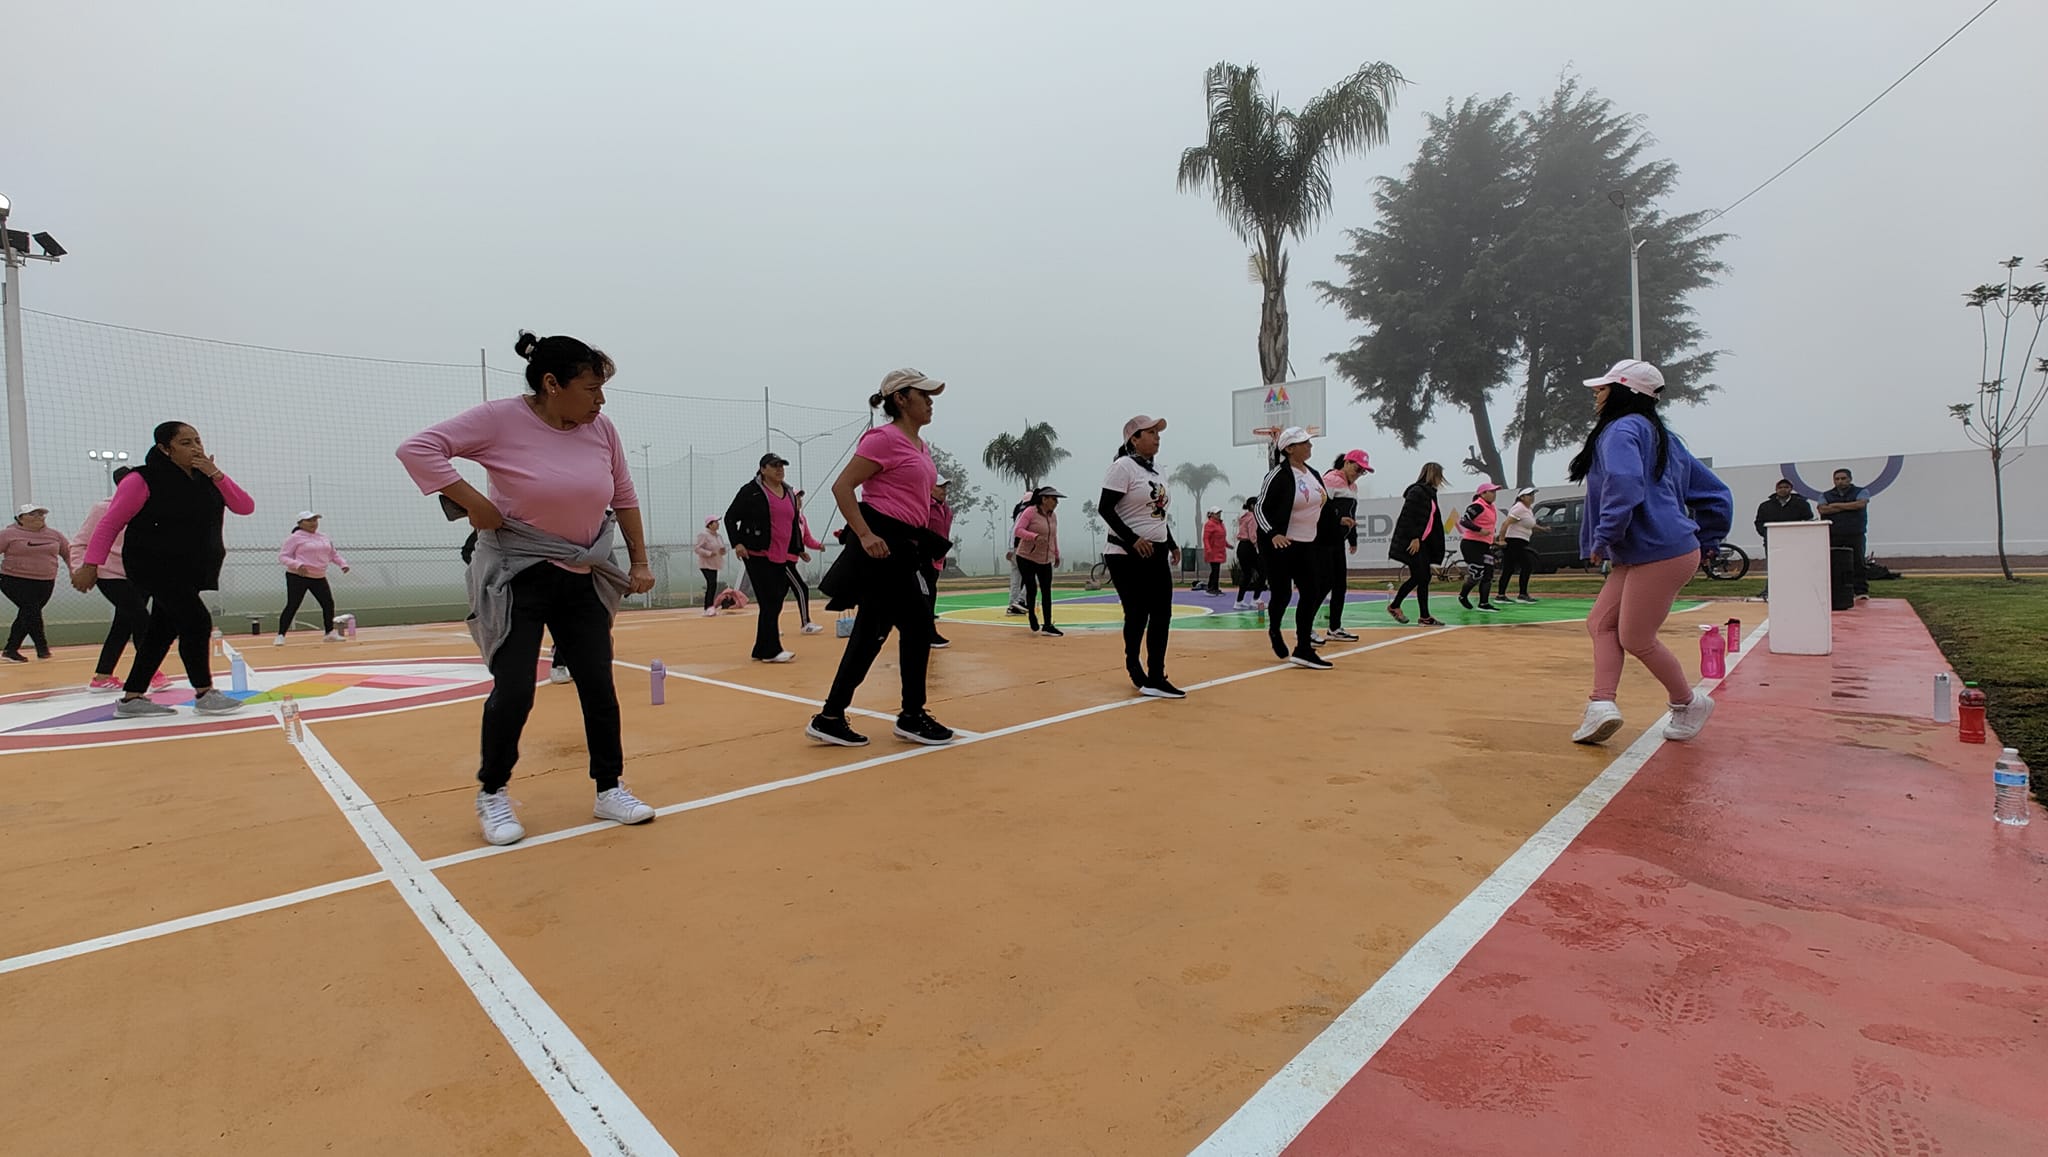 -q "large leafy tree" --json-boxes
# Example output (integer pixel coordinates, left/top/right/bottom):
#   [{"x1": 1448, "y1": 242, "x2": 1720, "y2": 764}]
[
  {"x1": 1320, "y1": 76, "x2": 1727, "y2": 487},
  {"x1": 981, "y1": 422, "x2": 1071, "y2": 491},
  {"x1": 1167, "y1": 462, "x2": 1230, "y2": 541},
  {"x1": 1178, "y1": 59, "x2": 1405, "y2": 385}
]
